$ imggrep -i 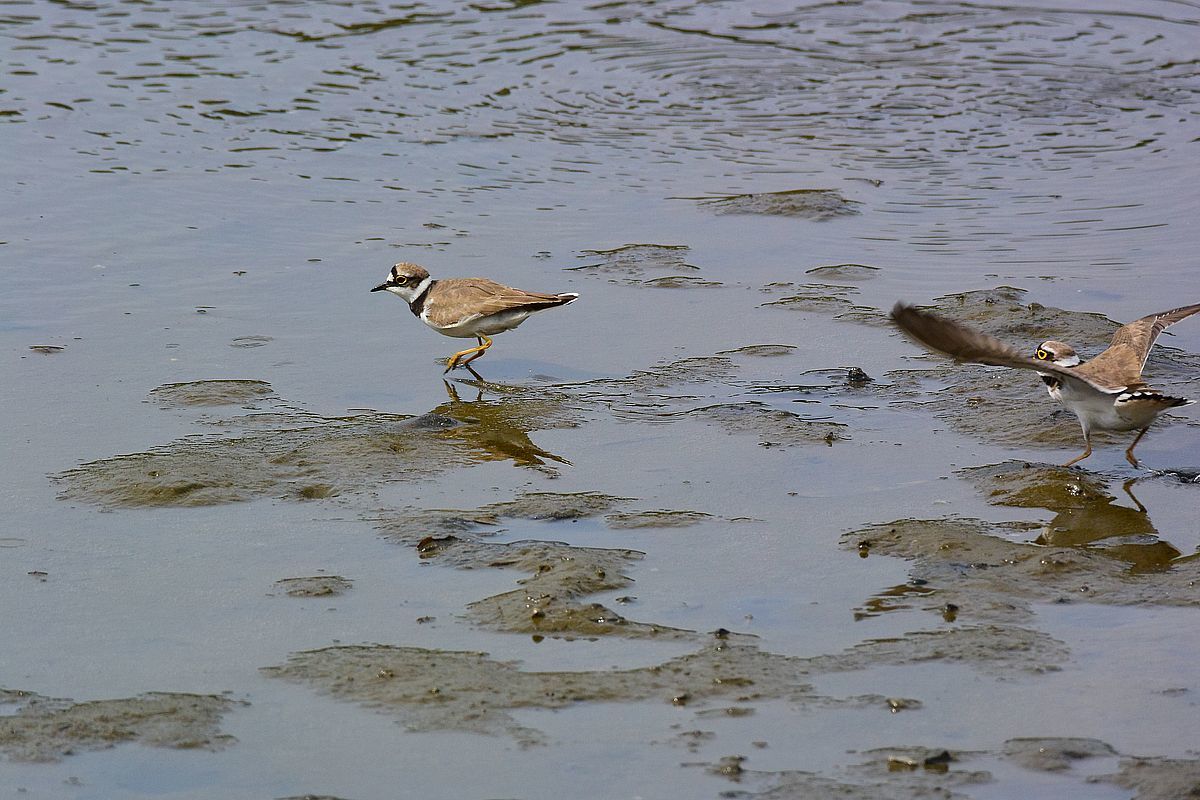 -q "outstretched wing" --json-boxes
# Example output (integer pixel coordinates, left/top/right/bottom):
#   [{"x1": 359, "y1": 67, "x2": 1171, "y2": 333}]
[
  {"x1": 1109, "y1": 302, "x2": 1200, "y2": 369},
  {"x1": 890, "y1": 303, "x2": 1120, "y2": 397}
]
